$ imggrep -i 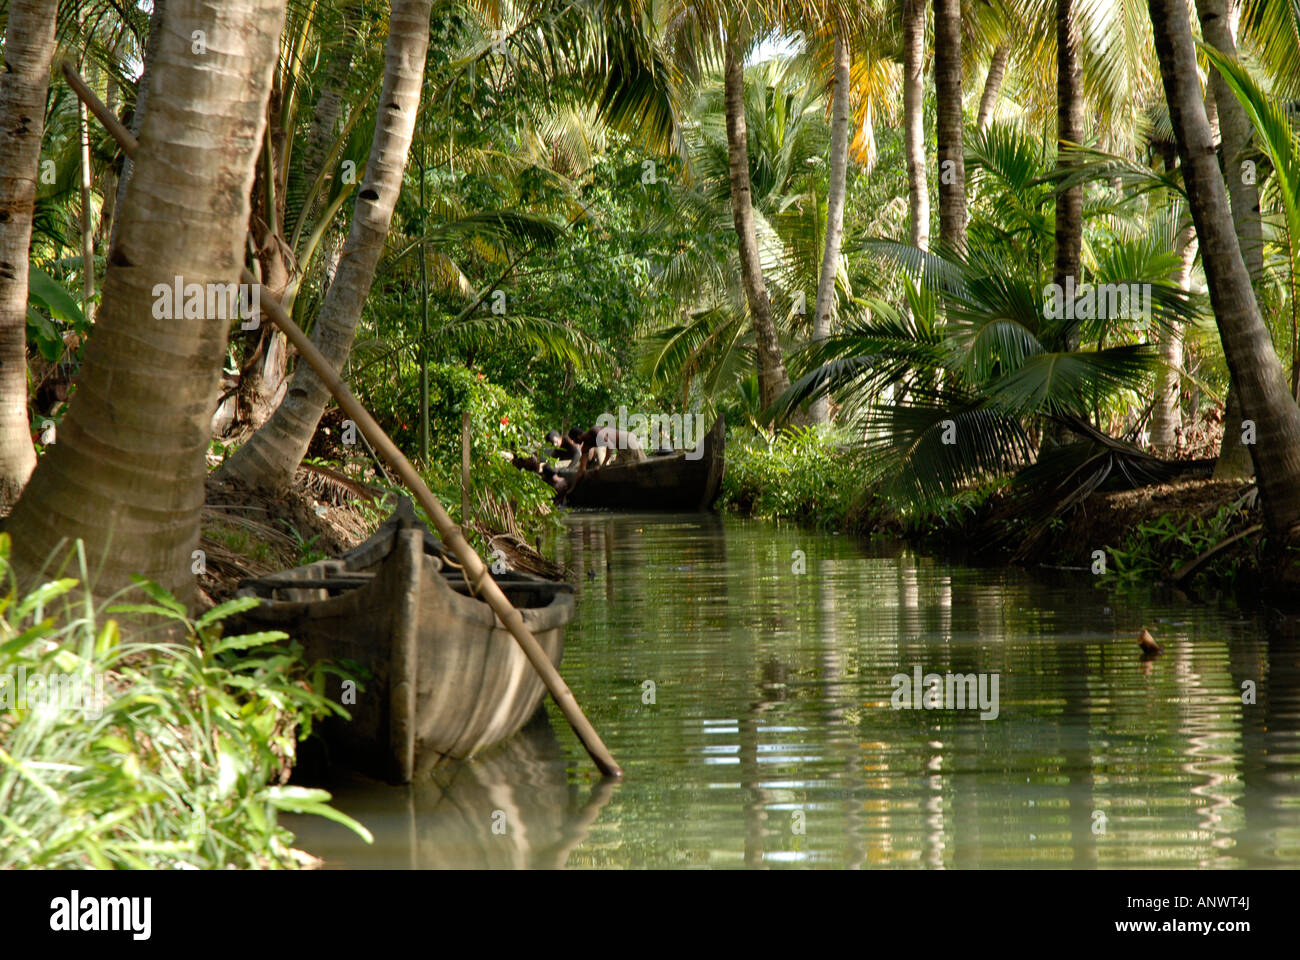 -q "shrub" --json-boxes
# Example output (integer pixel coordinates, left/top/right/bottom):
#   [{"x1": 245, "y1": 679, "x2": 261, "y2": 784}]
[
  {"x1": 721, "y1": 426, "x2": 867, "y2": 529},
  {"x1": 0, "y1": 537, "x2": 370, "y2": 869}
]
